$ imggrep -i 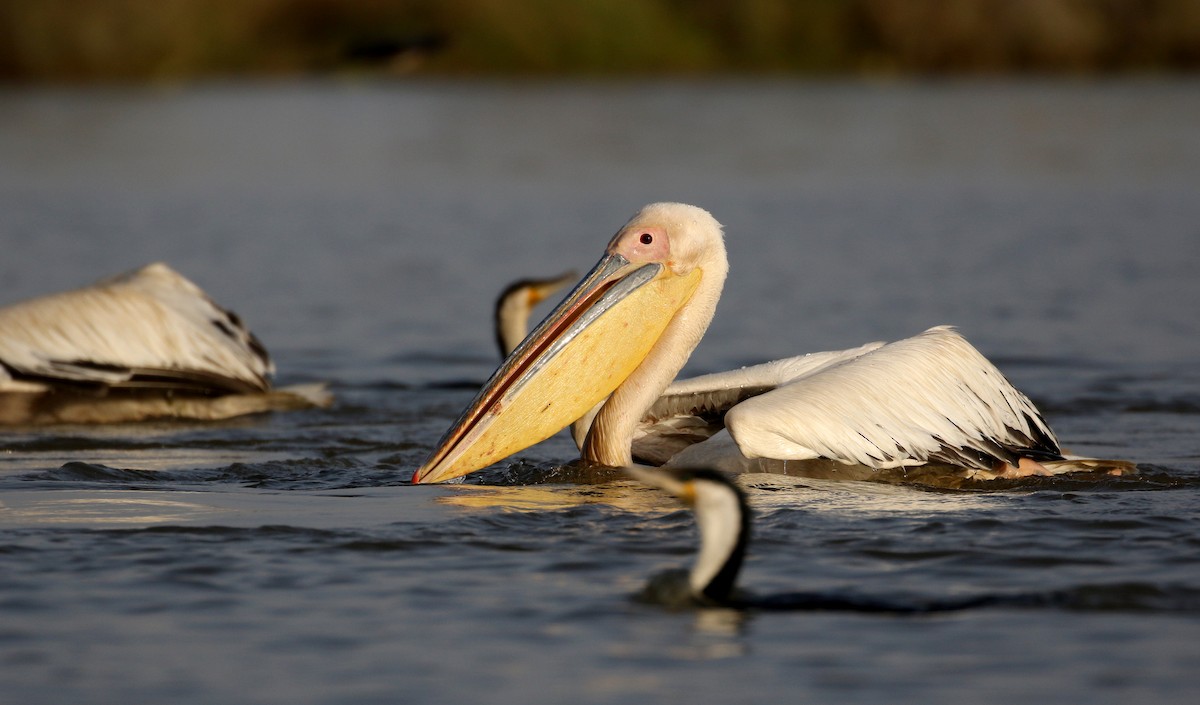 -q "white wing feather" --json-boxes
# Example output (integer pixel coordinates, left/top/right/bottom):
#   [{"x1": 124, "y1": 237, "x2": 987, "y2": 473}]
[
  {"x1": 0, "y1": 263, "x2": 272, "y2": 393},
  {"x1": 626, "y1": 342, "x2": 885, "y2": 464},
  {"x1": 723, "y1": 327, "x2": 1059, "y2": 470},
  {"x1": 645, "y1": 341, "x2": 885, "y2": 423}
]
